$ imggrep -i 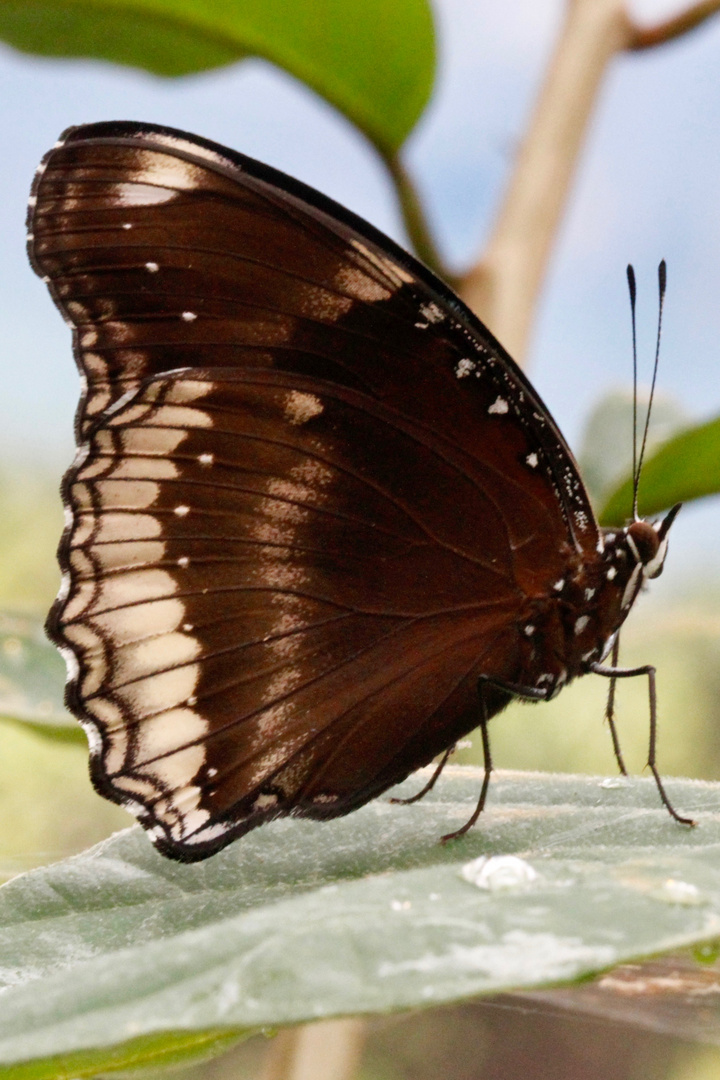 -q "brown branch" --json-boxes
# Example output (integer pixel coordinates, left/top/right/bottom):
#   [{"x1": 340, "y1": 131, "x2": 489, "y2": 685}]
[
  {"x1": 628, "y1": 0, "x2": 720, "y2": 50},
  {"x1": 260, "y1": 1019, "x2": 367, "y2": 1080},
  {"x1": 458, "y1": 0, "x2": 634, "y2": 366},
  {"x1": 381, "y1": 0, "x2": 720, "y2": 369},
  {"x1": 455, "y1": 0, "x2": 720, "y2": 367}
]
